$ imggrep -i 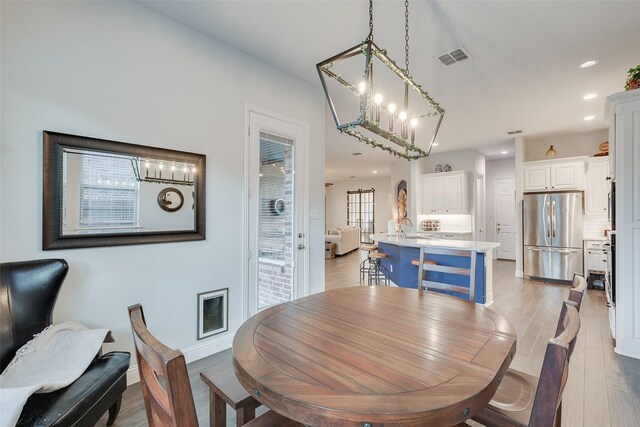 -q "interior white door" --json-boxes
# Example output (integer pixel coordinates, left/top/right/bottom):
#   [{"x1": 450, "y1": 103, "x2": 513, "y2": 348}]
[
  {"x1": 495, "y1": 177, "x2": 516, "y2": 260},
  {"x1": 247, "y1": 111, "x2": 307, "y2": 318}
]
